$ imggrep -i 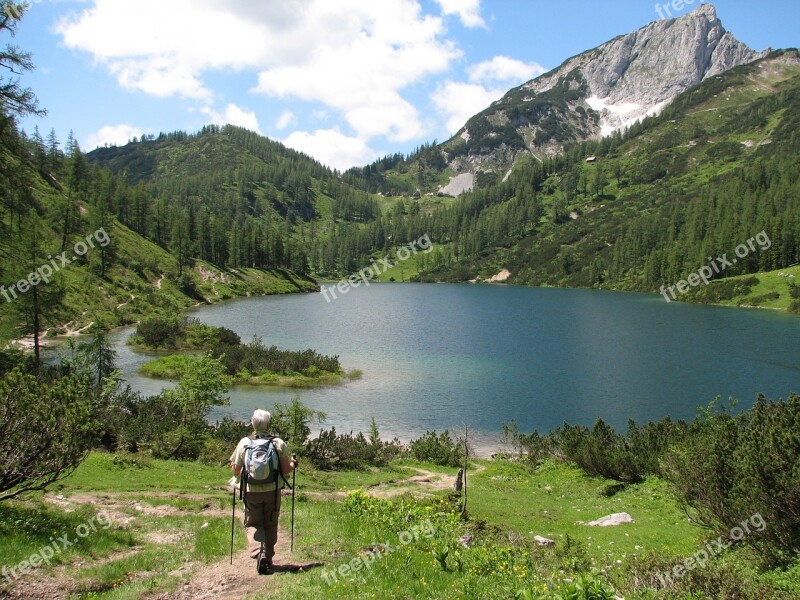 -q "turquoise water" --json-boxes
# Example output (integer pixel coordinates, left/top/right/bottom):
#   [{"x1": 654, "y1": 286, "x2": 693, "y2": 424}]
[{"x1": 107, "y1": 283, "x2": 800, "y2": 444}]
